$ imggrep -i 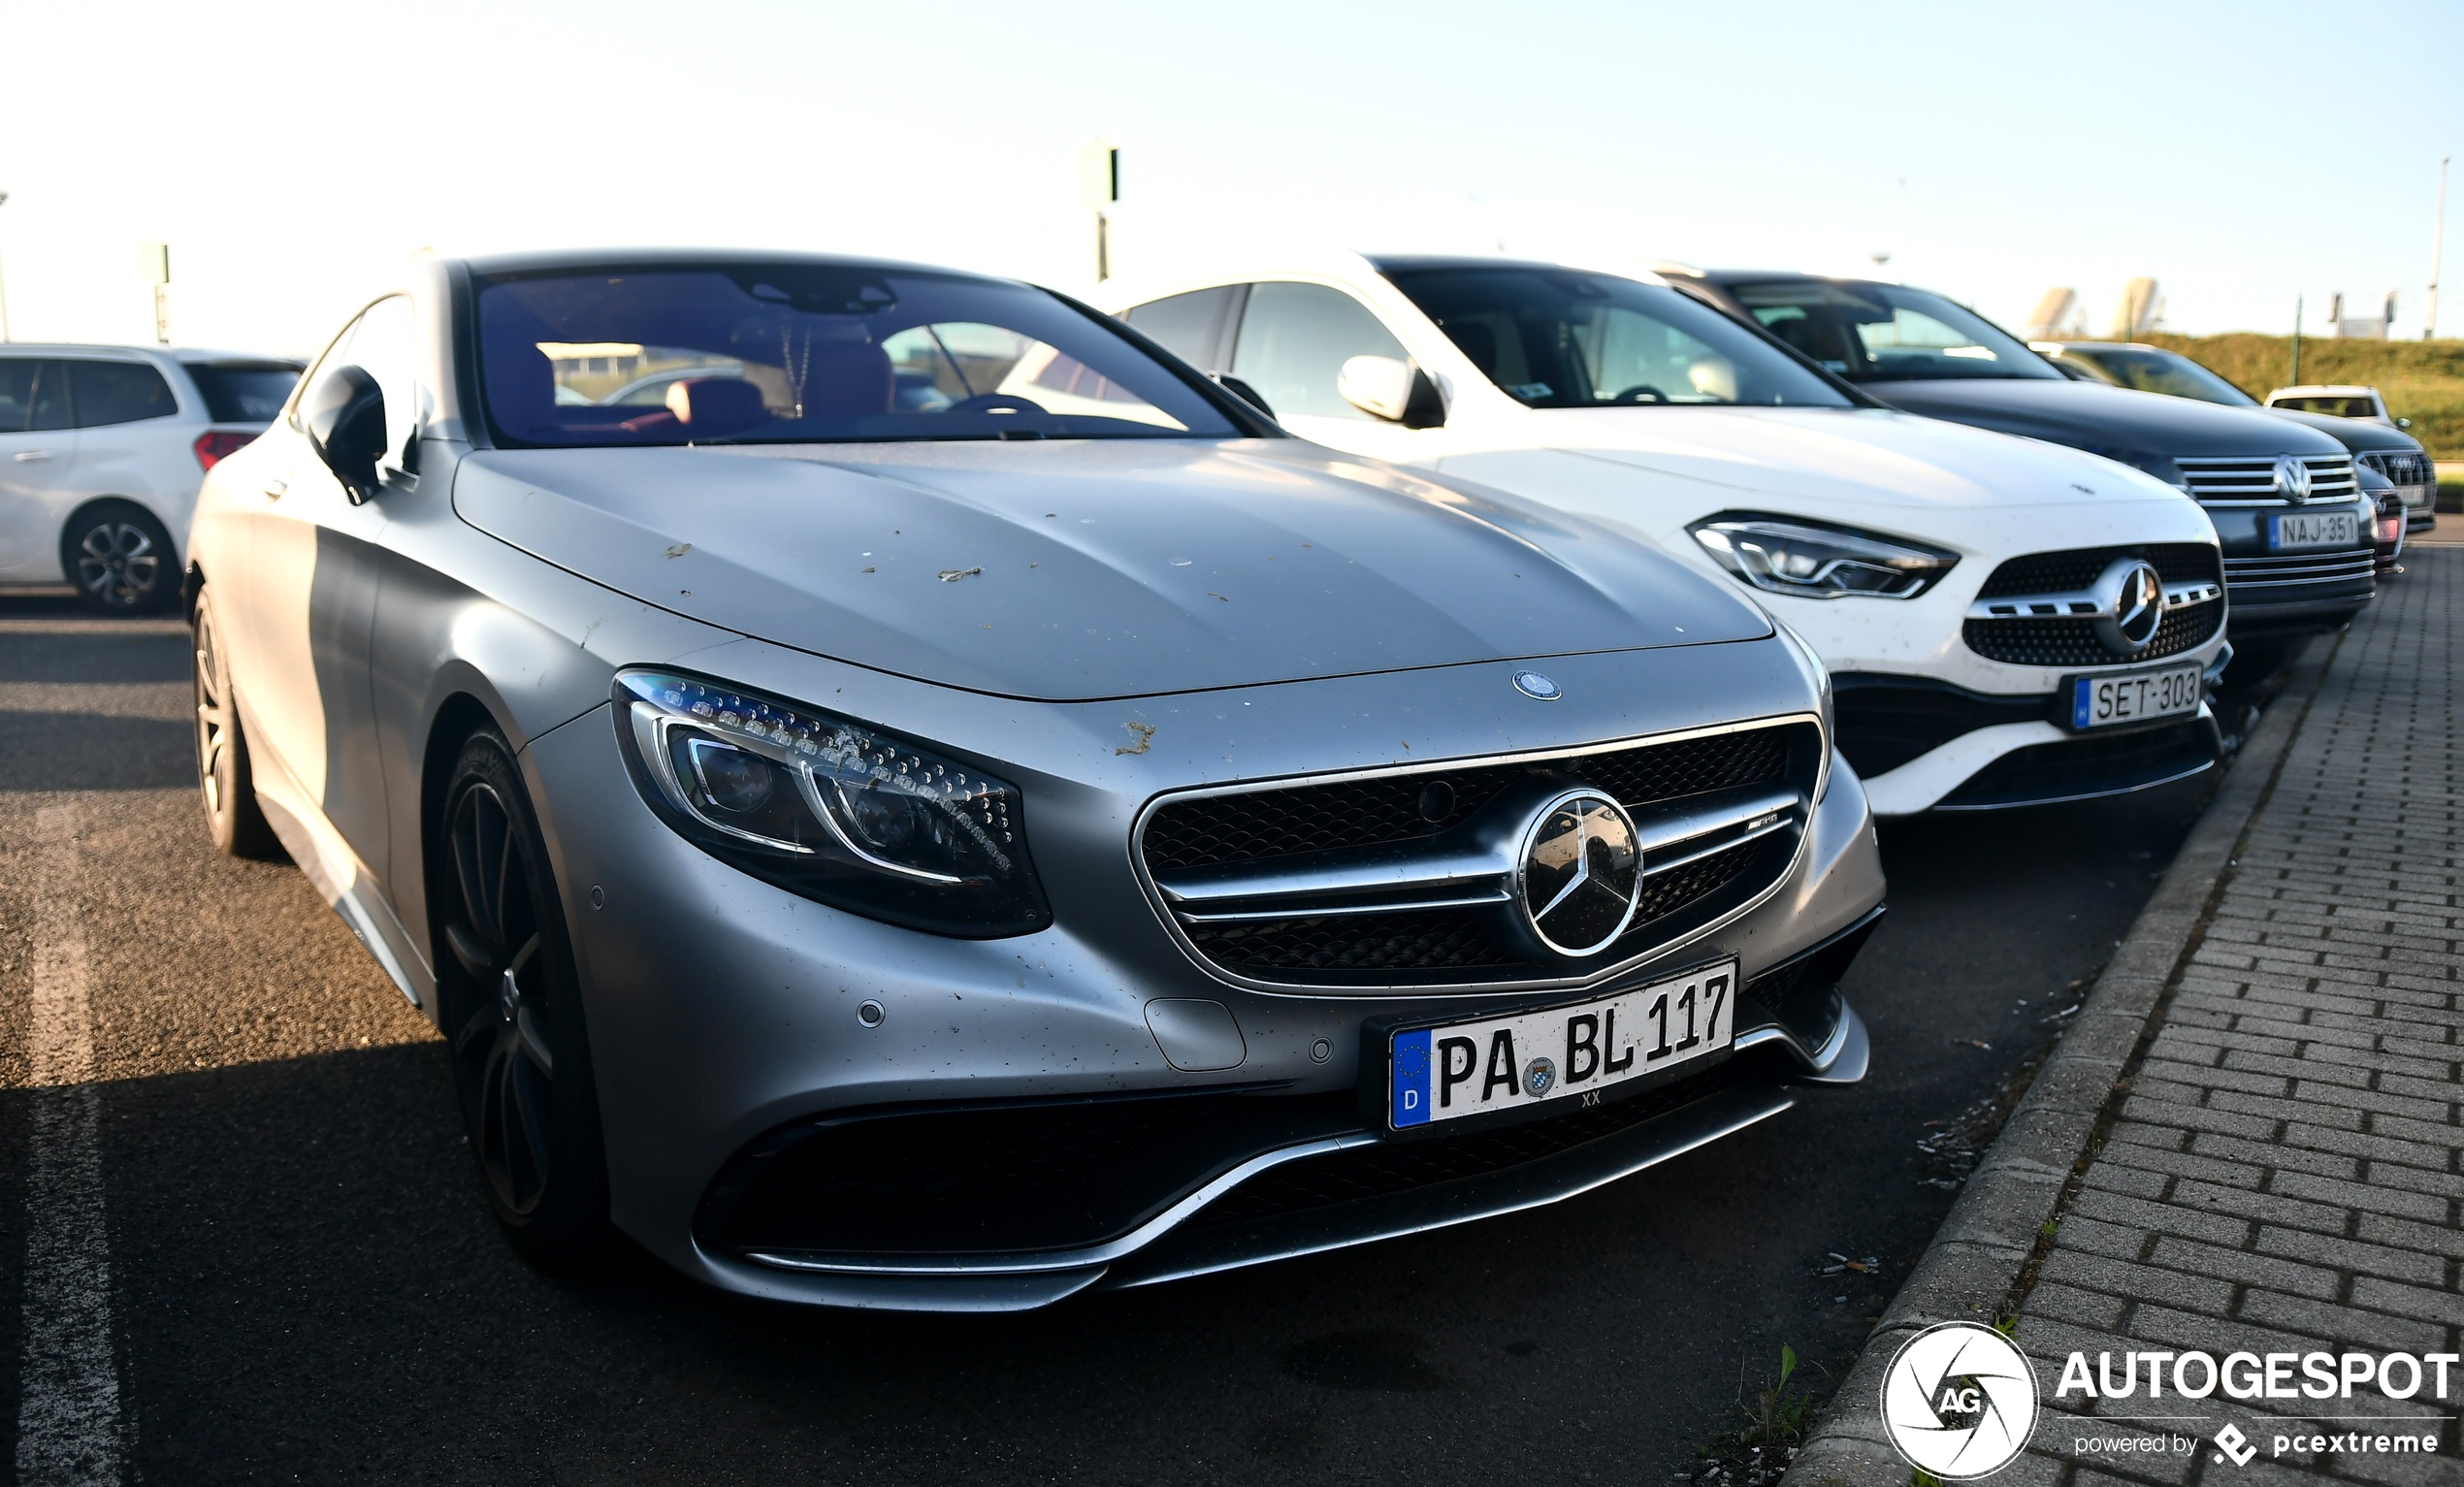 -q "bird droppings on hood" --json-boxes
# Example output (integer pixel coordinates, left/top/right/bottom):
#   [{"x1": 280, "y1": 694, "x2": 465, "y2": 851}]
[
  {"x1": 679, "y1": 589, "x2": 692, "y2": 597},
  {"x1": 860, "y1": 566, "x2": 875, "y2": 573},
  {"x1": 665, "y1": 542, "x2": 693, "y2": 558},
  {"x1": 1170, "y1": 559, "x2": 1191, "y2": 566},
  {"x1": 1116, "y1": 721, "x2": 1155, "y2": 756},
  {"x1": 1207, "y1": 592, "x2": 1229, "y2": 602},
  {"x1": 939, "y1": 567, "x2": 983, "y2": 582}
]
